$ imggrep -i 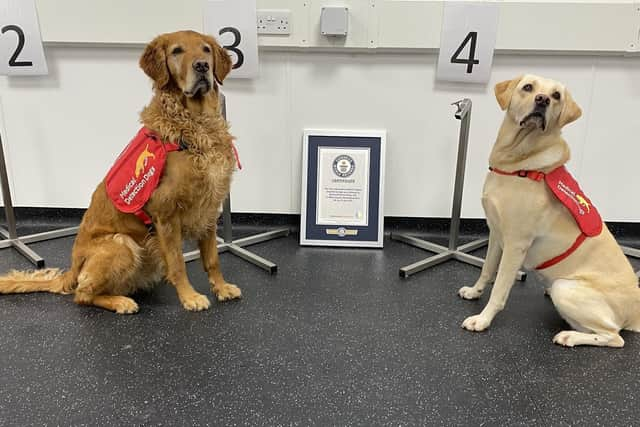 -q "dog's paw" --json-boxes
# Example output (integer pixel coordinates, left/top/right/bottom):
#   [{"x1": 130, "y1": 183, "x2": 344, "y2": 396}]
[
  {"x1": 458, "y1": 286, "x2": 483, "y2": 300},
  {"x1": 52, "y1": 283, "x2": 73, "y2": 295},
  {"x1": 462, "y1": 314, "x2": 491, "y2": 332},
  {"x1": 213, "y1": 283, "x2": 242, "y2": 302},
  {"x1": 181, "y1": 293, "x2": 211, "y2": 312},
  {"x1": 113, "y1": 297, "x2": 139, "y2": 315},
  {"x1": 552, "y1": 331, "x2": 578, "y2": 347}
]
